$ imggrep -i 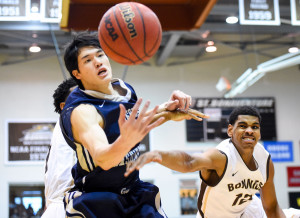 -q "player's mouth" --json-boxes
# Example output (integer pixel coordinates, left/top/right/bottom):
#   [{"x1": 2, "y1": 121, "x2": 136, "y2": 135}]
[
  {"x1": 242, "y1": 136, "x2": 255, "y2": 142},
  {"x1": 98, "y1": 68, "x2": 107, "y2": 76}
]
